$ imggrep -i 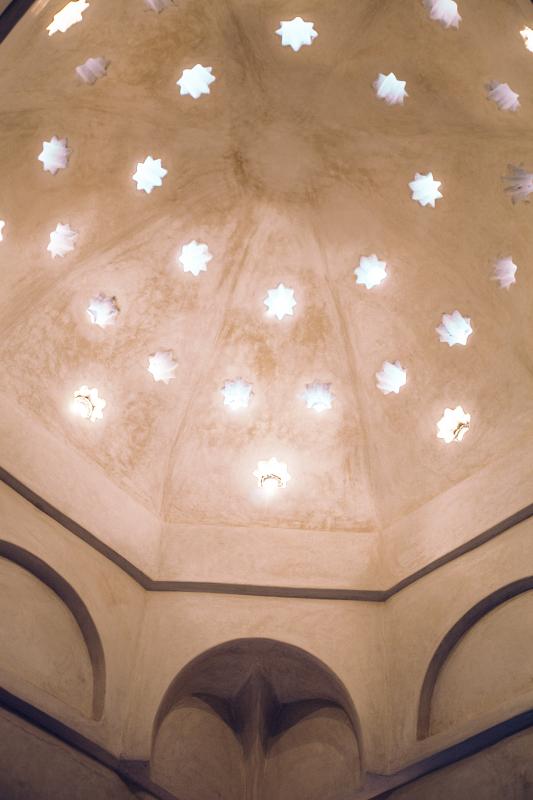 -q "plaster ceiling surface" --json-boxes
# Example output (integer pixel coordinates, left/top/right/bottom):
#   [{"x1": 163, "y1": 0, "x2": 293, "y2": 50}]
[{"x1": 0, "y1": 0, "x2": 532, "y2": 568}]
